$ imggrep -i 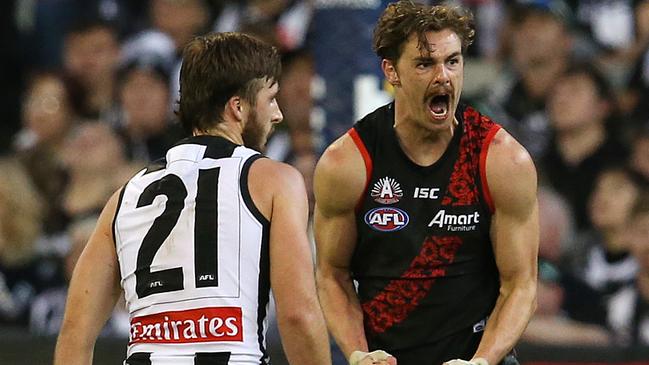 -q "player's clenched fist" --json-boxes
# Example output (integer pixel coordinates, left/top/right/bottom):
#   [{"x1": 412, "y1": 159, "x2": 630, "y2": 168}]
[{"x1": 349, "y1": 350, "x2": 398, "y2": 365}]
